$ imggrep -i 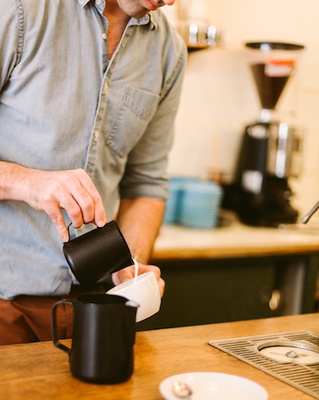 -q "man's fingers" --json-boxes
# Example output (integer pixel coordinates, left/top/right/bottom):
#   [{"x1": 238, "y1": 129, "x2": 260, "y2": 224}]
[
  {"x1": 45, "y1": 203, "x2": 70, "y2": 242},
  {"x1": 72, "y1": 170, "x2": 107, "y2": 227},
  {"x1": 24, "y1": 168, "x2": 107, "y2": 241}
]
